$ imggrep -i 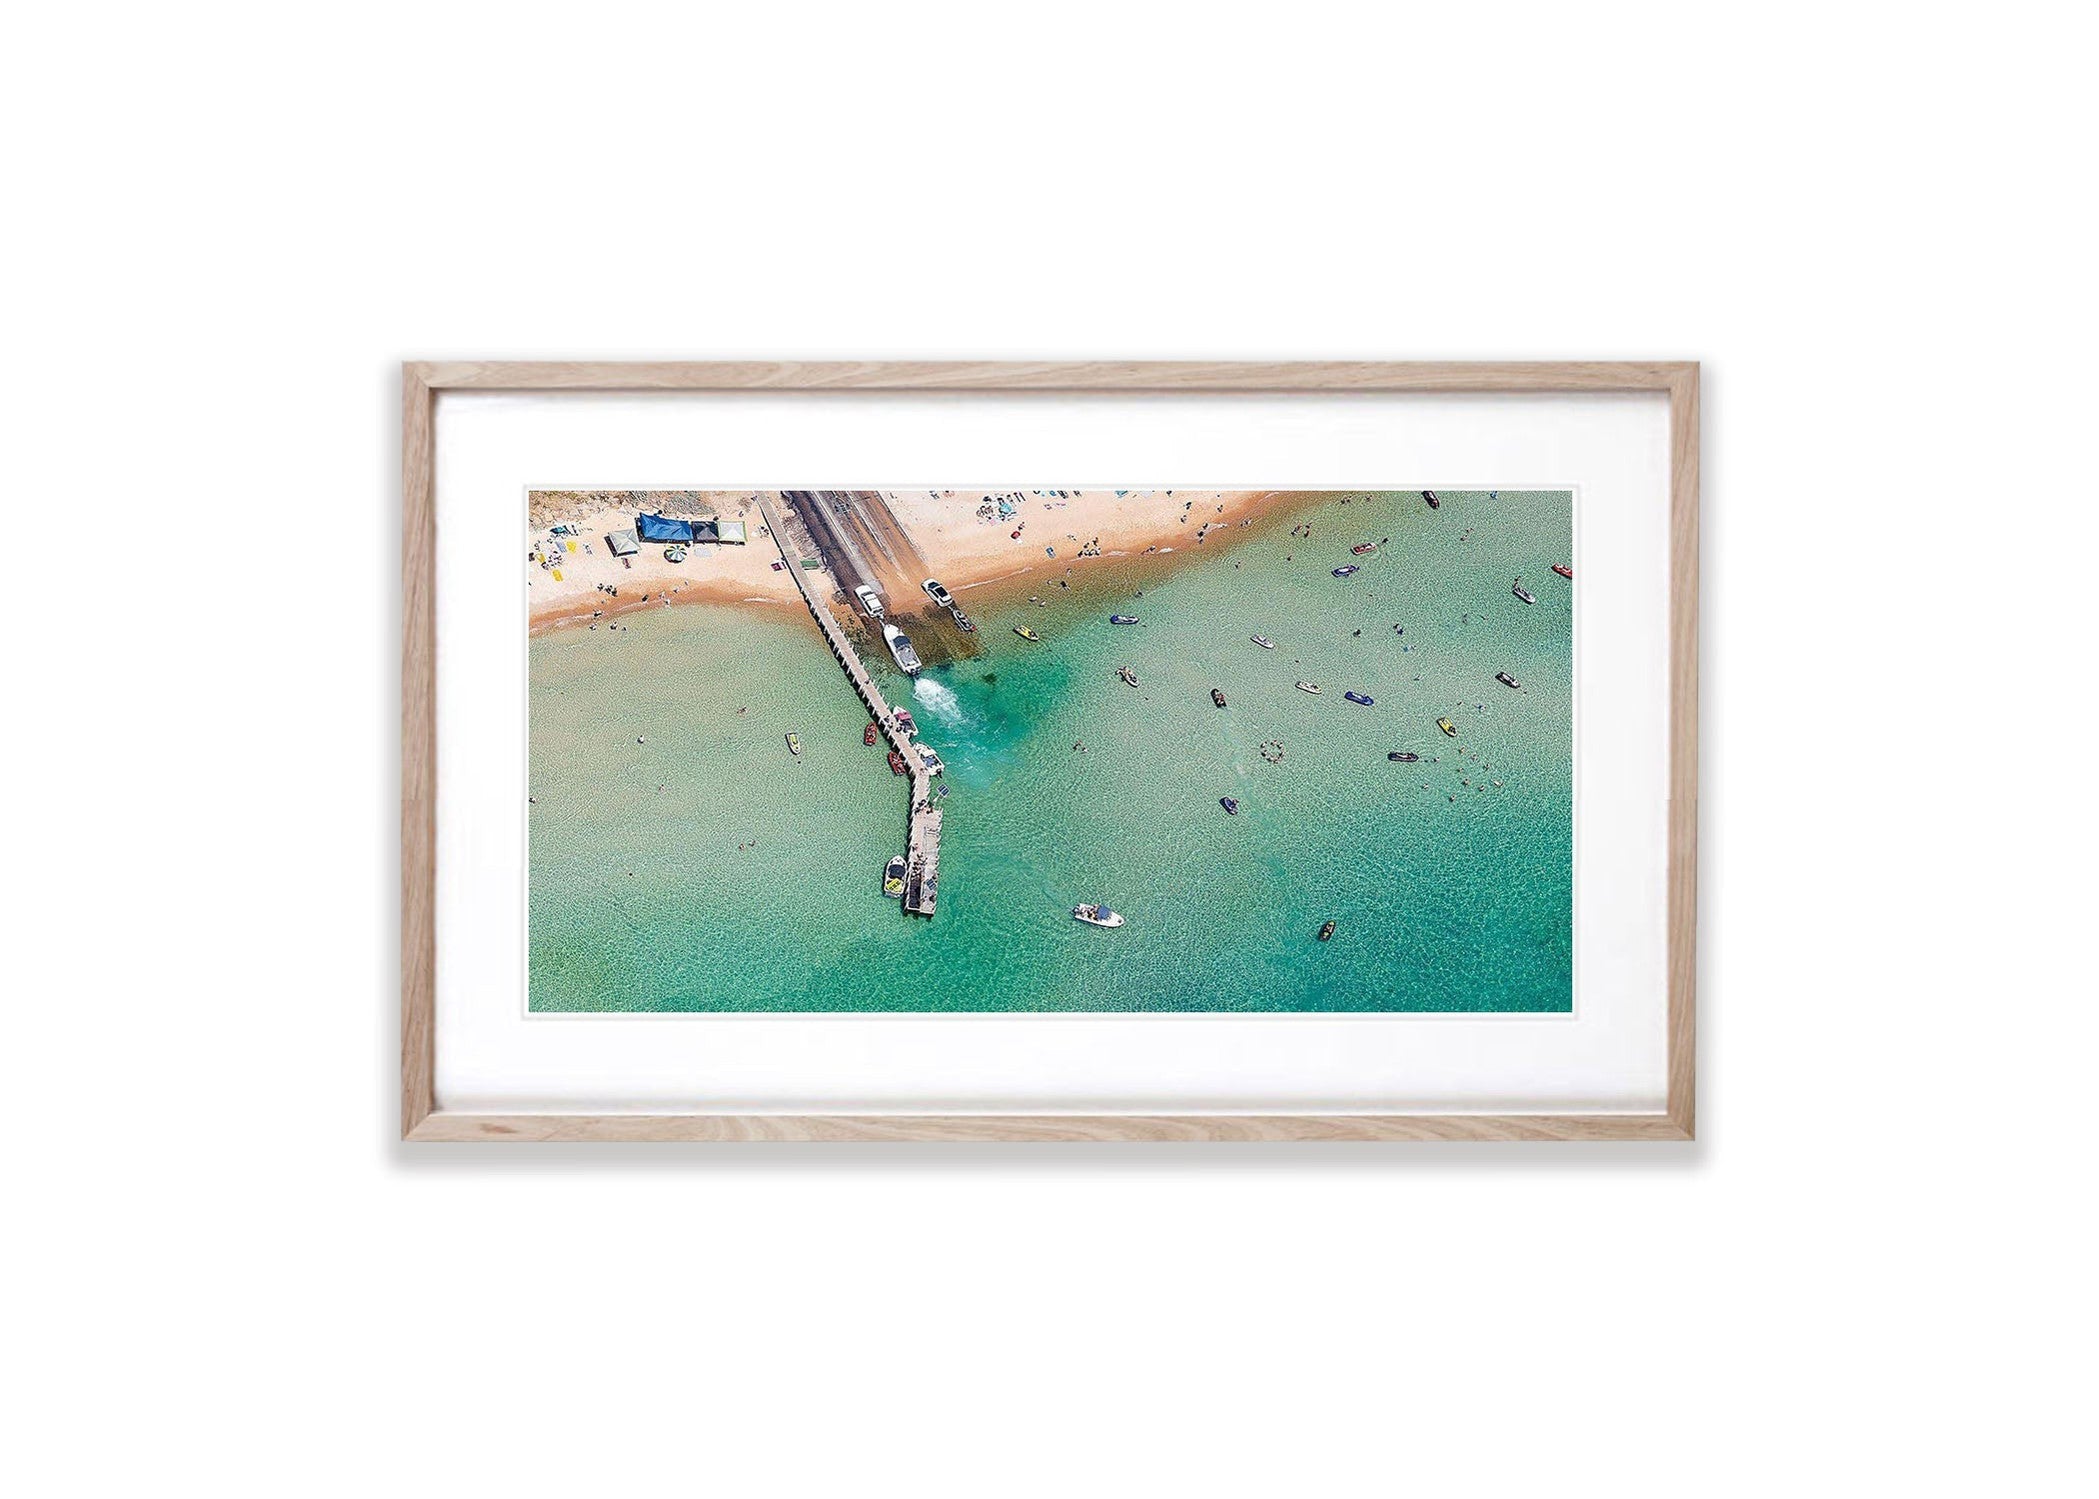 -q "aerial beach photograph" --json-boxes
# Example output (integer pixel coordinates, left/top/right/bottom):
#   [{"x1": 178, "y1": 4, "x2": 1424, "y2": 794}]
[{"x1": 527, "y1": 486, "x2": 1574, "y2": 1013}]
